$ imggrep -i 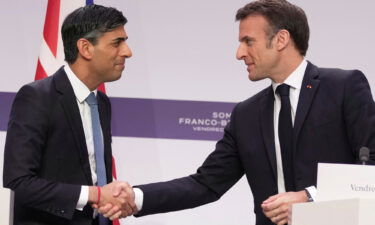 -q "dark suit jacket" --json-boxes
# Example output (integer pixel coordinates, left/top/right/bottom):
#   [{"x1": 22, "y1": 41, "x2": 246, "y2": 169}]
[
  {"x1": 135, "y1": 62, "x2": 375, "y2": 225},
  {"x1": 3, "y1": 67, "x2": 113, "y2": 225}
]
